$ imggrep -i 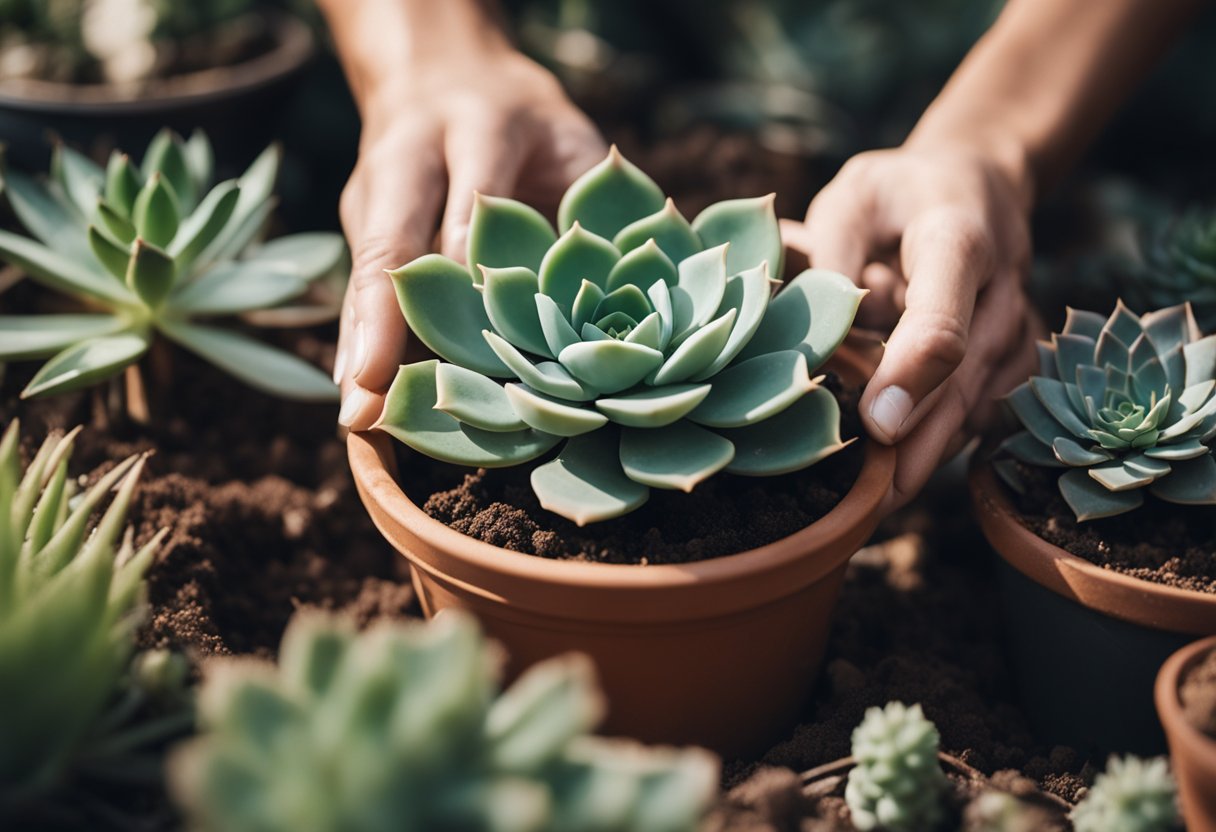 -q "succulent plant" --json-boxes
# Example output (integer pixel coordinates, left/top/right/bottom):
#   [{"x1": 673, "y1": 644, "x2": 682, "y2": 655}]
[
  {"x1": 997, "y1": 301, "x2": 1216, "y2": 521},
  {"x1": 1070, "y1": 755, "x2": 1179, "y2": 832},
  {"x1": 0, "y1": 129, "x2": 345, "y2": 401},
  {"x1": 170, "y1": 609, "x2": 718, "y2": 832},
  {"x1": 844, "y1": 701, "x2": 948, "y2": 832},
  {"x1": 1134, "y1": 209, "x2": 1216, "y2": 332},
  {"x1": 0, "y1": 420, "x2": 186, "y2": 812},
  {"x1": 380, "y1": 146, "x2": 864, "y2": 524}
]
